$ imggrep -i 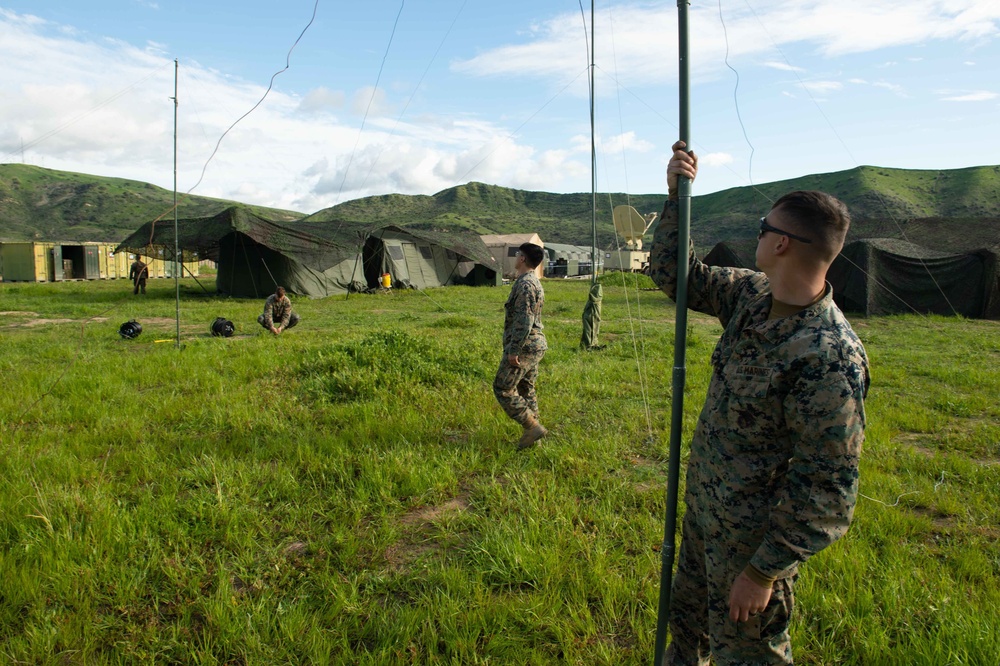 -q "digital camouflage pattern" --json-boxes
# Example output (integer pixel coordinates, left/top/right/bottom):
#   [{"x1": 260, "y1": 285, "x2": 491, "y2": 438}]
[
  {"x1": 260, "y1": 294, "x2": 293, "y2": 329},
  {"x1": 494, "y1": 271, "x2": 547, "y2": 426},
  {"x1": 502, "y1": 272, "x2": 547, "y2": 357},
  {"x1": 651, "y1": 199, "x2": 870, "y2": 665},
  {"x1": 493, "y1": 351, "x2": 543, "y2": 426}
]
